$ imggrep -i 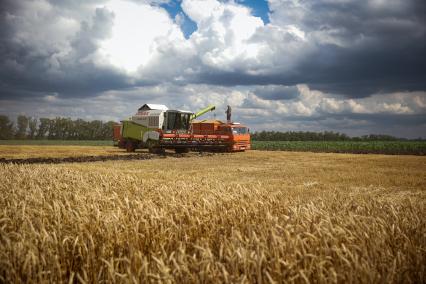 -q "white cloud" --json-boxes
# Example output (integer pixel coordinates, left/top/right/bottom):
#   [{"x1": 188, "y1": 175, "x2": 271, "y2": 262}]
[
  {"x1": 99, "y1": 0, "x2": 184, "y2": 73},
  {"x1": 182, "y1": 0, "x2": 265, "y2": 70},
  {"x1": 181, "y1": 0, "x2": 221, "y2": 24},
  {"x1": 4, "y1": 0, "x2": 79, "y2": 58},
  {"x1": 43, "y1": 93, "x2": 59, "y2": 102},
  {"x1": 226, "y1": 91, "x2": 247, "y2": 107}
]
